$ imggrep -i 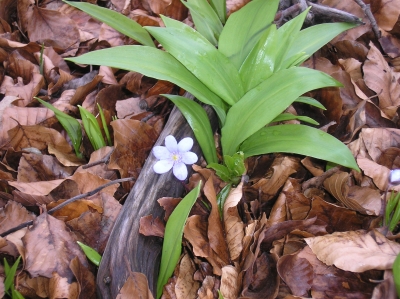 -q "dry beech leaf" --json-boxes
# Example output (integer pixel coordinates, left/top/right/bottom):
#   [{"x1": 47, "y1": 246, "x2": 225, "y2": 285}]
[
  {"x1": 197, "y1": 276, "x2": 216, "y2": 299},
  {"x1": 48, "y1": 272, "x2": 79, "y2": 299},
  {"x1": 204, "y1": 177, "x2": 230, "y2": 266},
  {"x1": 22, "y1": 212, "x2": 88, "y2": 279},
  {"x1": 175, "y1": 254, "x2": 199, "y2": 299},
  {"x1": 9, "y1": 179, "x2": 67, "y2": 196},
  {"x1": 363, "y1": 42, "x2": 400, "y2": 118},
  {"x1": 139, "y1": 214, "x2": 165, "y2": 238},
  {"x1": 223, "y1": 182, "x2": 244, "y2": 261},
  {"x1": 69, "y1": 256, "x2": 96, "y2": 299},
  {"x1": 323, "y1": 171, "x2": 379, "y2": 215},
  {"x1": 220, "y1": 265, "x2": 239, "y2": 299},
  {"x1": 305, "y1": 229, "x2": 400, "y2": 272},
  {"x1": 116, "y1": 272, "x2": 154, "y2": 299}
]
